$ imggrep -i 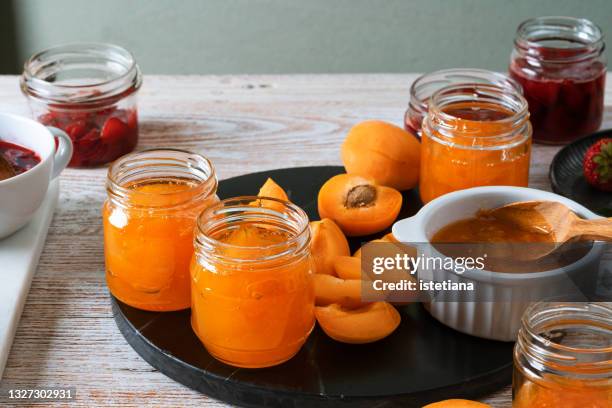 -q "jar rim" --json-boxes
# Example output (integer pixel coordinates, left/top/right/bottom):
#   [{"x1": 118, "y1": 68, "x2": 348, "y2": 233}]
[
  {"x1": 106, "y1": 148, "x2": 217, "y2": 210},
  {"x1": 409, "y1": 68, "x2": 522, "y2": 114},
  {"x1": 21, "y1": 42, "x2": 142, "y2": 105},
  {"x1": 516, "y1": 302, "x2": 612, "y2": 378},
  {"x1": 521, "y1": 301, "x2": 612, "y2": 354},
  {"x1": 514, "y1": 16, "x2": 605, "y2": 62},
  {"x1": 425, "y1": 83, "x2": 530, "y2": 142},
  {"x1": 194, "y1": 196, "x2": 311, "y2": 264}
]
